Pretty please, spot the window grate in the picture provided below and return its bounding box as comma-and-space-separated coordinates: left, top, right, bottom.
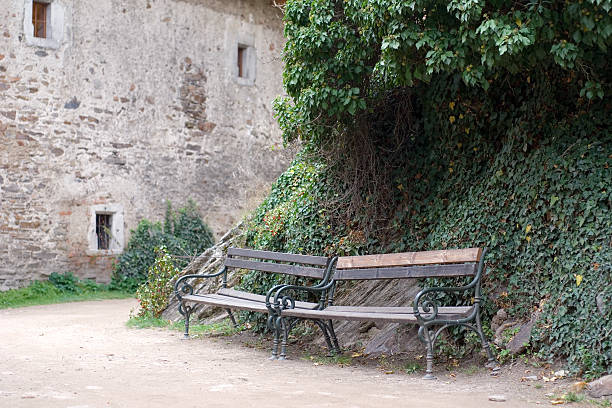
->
32, 2, 48, 39
96, 214, 112, 250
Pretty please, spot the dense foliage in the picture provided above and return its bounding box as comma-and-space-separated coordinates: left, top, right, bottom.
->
275, 0, 611, 144
135, 246, 181, 318
111, 201, 214, 292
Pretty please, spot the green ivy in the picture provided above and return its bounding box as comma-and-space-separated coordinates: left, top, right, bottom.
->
110, 200, 214, 292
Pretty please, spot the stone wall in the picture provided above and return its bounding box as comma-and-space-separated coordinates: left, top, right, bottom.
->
0, 0, 289, 289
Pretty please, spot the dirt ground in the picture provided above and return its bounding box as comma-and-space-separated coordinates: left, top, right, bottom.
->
0, 299, 598, 408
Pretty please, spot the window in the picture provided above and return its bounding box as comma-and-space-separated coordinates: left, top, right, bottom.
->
24, 0, 65, 49
237, 45, 247, 78
32, 2, 48, 38
234, 42, 256, 85
87, 204, 124, 255
95, 214, 112, 250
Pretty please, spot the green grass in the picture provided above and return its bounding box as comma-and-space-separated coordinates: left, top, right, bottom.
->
404, 362, 423, 374
304, 353, 353, 366
126, 315, 245, 337
0, 278, 133, 309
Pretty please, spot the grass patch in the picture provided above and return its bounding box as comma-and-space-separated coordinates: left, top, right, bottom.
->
126, 315, 245, 337
304, 354, 353, 366
404, 362, 423, 375
589, 399, 612, 408
0, 277, 132, 310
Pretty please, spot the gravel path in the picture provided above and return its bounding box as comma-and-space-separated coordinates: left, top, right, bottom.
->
0, 299, 579, 407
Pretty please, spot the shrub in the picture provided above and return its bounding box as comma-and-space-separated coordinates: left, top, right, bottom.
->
49, 272, 81, 293
110, 200, 214, 292
135, 246, 181, 318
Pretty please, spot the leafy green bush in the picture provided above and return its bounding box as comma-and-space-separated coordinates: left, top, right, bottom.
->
275, 0, 610, 145
110, 200, 214, 292
135, 246, 181, 318
49, 272, 80, 293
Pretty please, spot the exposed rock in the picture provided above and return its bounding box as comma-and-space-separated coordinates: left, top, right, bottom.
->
587, 374, 612, 398
597, 293, 606, 315
162, 222, 245, 322
496, 308, 508, 321
507, 311, 540, 355
494, 321, 518, 346
64, 97, 81, 109
364, 324, 421, 356
488, 395, 506, 402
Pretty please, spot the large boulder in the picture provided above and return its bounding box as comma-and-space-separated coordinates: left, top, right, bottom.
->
587, 374, 612, 398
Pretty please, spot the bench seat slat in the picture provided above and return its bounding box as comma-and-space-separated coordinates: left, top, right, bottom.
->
332, 263, 477, 280
224, 258, 326, 279
182, 294, 269, 313
216, 288, 318, 310
280, 306, 473, 324
337, 248, 482, 269
325, 305, 472, 315
227, 247, 328, 266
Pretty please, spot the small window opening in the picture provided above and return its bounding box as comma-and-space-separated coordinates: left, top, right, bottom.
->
96, 214, 112, 250
32, 2, 49, 39
237, 45, 246, 78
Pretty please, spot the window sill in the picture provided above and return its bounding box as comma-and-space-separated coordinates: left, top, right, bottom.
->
25, 35, 60, 49
86, 249, 123, 256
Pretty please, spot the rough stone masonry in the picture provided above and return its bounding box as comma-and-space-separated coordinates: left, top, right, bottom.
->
0, 0, 289, 289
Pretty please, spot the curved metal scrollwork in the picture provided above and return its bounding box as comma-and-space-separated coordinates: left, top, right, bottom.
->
415, 295, 441, 322
178, 303, 192, 317
280, 295, 296, 311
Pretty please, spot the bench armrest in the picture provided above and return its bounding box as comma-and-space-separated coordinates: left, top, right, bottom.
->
265, 256, 338, 314
174, 267, 227, 301
266, 280, 337, 314
413, 247, 488, 323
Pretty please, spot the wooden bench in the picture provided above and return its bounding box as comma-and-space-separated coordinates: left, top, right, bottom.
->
268, 247, 497, 379
173, 247, 337, 358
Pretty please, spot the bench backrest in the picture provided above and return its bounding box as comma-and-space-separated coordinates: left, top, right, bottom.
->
225, 247, 330, 280
333, 248, 482, 281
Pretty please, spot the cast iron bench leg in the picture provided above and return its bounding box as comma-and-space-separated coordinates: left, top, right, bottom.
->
226, 309, 238, 328
328, 320, 340, 354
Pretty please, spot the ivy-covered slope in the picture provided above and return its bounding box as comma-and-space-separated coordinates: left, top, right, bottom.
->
243, 71, 611, 378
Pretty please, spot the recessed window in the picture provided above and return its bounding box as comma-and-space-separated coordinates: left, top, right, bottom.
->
96, 214, 112, 250
237, 45, 247, 78
87, 204, 124, 255
234, 42, 256, 85
24, 0, 65, 49
32, 2, 49, 38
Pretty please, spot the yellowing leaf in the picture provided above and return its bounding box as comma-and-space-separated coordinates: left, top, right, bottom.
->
516, 18, 522, 27
449, 101, 455, 110
525, 224, 532, 233
449, 115, 456, 123
526, 236, 531, 242
575, 274, 583, 286
465, 127, 470, 134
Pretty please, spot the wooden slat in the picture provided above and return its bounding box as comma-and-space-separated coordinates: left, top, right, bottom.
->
224, 258, 325, 279
325, 305, 472, 315
337, 248, 482, 269
280, 307, 472, 324
216, 288, 318, 310
332, 263, 477, 281
227, 247, 328, 266
182, 294, 269, 313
